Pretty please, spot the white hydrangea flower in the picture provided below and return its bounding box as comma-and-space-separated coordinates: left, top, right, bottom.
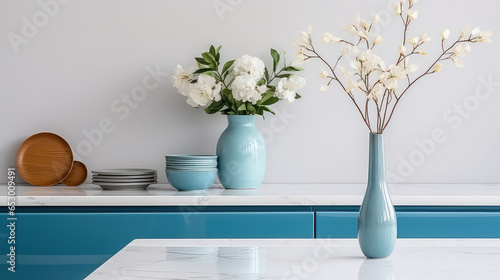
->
231, 74, 264, 104
186, 74, 221, 107
172, 64, 196, 96
186, 95, 200, 108
232, 55, 266, 80
276, 75, 306, 103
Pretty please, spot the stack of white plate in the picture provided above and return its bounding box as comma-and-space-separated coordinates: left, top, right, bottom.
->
92, 169, 157, 190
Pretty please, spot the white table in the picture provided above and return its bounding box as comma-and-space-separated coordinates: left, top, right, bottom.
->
85, 239, 500, 279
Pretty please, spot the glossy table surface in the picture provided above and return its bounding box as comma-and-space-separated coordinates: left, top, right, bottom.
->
2, 183, 500, 206
85, 239, 500, 280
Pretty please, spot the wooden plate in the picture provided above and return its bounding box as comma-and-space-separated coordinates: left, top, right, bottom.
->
17, 132, 74, 186
62, 161, 88, 186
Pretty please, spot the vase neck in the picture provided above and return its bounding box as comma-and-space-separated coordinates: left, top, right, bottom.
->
227, 115, 256, 127
368, 133, 386, 183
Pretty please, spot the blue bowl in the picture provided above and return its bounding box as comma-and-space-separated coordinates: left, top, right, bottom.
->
166, 166, 217, 171
167, 162, 216, 166
166, 169, 217, 191
166, 155, 217, 161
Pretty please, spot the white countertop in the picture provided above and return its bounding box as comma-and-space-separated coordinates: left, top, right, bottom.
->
2, 183, 500, 206
85, 238, 500, 280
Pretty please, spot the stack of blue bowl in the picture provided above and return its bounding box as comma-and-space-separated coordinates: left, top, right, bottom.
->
165, 155, 218, 191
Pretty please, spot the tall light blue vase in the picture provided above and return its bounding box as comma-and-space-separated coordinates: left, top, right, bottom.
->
358, 133, 397, 258
216, 115, 266, 189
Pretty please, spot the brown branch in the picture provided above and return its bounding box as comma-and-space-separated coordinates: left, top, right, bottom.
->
306, 41, 373, 132
380, 38, 468, 132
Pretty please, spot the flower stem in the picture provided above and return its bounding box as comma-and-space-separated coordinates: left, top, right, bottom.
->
380, 38, 465, 132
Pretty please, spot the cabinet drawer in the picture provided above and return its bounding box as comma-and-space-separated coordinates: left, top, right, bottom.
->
316, 211, 358, 238
0, 211, 313, 280
396, 212, 500, 238
8, 211, 313, 255
315, 211, 500, 238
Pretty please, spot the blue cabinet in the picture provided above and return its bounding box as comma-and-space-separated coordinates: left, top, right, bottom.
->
0, 207, 313, 280
315, 207, 500, 238
2, 205, 500, 279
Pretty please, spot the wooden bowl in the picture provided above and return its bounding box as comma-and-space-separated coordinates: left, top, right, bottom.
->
62, 161, 88, 186
17, 132, 73, 186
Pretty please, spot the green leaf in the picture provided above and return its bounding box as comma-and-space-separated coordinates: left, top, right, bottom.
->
256, 107, 264, 115
194, 68, 213, 74
261, 96, 279, 106
202, 52, 217, 69
264, 67, 270, 82
247, 103, 256, 113
203, 71, 218, 80
209, 45, 216, 56
216, 45, 222, 54
295, 93, 302, 99
237, 103, 246, 111
195, 57, 208, 65
202, 52, 215, 63
204, 100, 224, 114
256, 78, 266, 87
221, 60, 235, 74
283, 66, 303, 71
262, 106, 276, 115
271, 49, 280, 72
223, 89, 235, 104
276, 74, 292, 78
257, 92, 275, 105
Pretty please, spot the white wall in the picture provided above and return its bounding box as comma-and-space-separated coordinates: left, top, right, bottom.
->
1, 0, 499, 184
